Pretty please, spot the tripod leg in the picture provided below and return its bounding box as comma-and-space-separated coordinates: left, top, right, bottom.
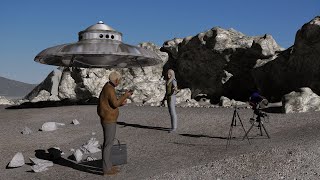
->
226, 118, 235, 148
242, 123, 254, 141
259, 121, 263, 136
236, 112, 250, 144
232, 110, 237, 126
261, 122, 270, 138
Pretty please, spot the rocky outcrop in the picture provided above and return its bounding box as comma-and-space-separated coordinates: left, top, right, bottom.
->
0, 96, 14, 105
282, 87, 320, 113
24, 17, 320, 110
253, 16, 320, 102
161, 27, 282, 102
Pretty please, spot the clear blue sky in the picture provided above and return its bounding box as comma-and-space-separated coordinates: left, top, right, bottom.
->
0, 0, 319, 84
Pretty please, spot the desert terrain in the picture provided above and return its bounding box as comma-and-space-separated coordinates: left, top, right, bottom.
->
1, 104, 320, 180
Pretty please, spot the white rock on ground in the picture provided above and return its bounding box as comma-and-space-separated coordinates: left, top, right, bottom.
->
40, 122, 65, 131
73, 149, 83, 163
21, 127, 32, 135
86, 156, 97, 161
282, 87, 320, 113
8, 152, 25, 168
219, 96, 247, 107
80, 138, 101, 154
71, 119, 80, 125
29, 157, 53, 172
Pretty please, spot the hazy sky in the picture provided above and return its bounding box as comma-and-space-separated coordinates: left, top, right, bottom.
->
0, 0, 319, 84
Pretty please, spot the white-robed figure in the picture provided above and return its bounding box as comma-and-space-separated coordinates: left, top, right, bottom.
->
162, 69, 178, 132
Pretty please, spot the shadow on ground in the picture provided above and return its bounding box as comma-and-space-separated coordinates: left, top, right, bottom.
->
262, 106, 283, 114
179, 133, 227, 139
33, 149, 102, 175
117, 121, 171, 132
5, 98, 98, 109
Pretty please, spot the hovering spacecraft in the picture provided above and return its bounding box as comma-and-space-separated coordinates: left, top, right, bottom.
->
34, 21, 162, 68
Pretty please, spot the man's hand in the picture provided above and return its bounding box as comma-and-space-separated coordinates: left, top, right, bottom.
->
121, 99, 127, 106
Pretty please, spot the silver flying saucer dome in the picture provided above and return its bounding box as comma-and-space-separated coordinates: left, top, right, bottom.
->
34, 21, 162, 68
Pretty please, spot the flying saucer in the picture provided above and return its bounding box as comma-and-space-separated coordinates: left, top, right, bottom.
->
34, 21, 162, 68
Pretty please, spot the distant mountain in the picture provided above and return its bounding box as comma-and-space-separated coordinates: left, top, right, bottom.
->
0, 76, 37, 99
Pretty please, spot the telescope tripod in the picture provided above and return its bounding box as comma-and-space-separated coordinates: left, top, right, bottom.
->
242, 111, 270, 140
226, 107, 250, 149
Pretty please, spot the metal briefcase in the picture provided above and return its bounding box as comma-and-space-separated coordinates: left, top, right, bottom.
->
111, 138, 127, 165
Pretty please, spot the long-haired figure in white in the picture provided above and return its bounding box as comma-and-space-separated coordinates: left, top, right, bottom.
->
162, 69, 178, 133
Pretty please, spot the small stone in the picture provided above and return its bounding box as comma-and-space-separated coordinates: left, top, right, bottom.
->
86, 156, 97, 161
80, 138, 101, 154
41, 122, 65, 131
74, 149, 83, 162
72, 119, 80, 125
21, 127, 32, 135
40, 122, 57, 131
29, 157, 53, 173
31, 164, 49, 172
29, 157, 53, 167
8, 152, 25, 168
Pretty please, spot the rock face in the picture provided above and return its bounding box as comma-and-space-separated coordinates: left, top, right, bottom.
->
161, 27, 282, 102
253, 16, 320, 102
25, 17, 320, 108
282, 87, 320, 113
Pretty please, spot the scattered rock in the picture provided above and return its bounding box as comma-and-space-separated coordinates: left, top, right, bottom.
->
8, 152, 25, 168
29, 157, 53, 172
219, 96, 247, 107
86, 156, 97, 161
80, 138, 101, 154
21, 127, 32, 135
71, 119, 80, 125
73, 149, 83, 163
40, 122, 65, 131
177, 99, 200, 108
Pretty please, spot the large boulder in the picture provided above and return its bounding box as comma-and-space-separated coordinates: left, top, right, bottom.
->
253, 16, 320, 102
161, 27, 282, 102
282, 87, 320, 113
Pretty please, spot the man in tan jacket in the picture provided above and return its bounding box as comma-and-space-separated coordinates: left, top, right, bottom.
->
97, 71, 132, 176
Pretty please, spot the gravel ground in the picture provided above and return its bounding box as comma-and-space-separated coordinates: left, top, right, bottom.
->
1, 104, 320, 180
